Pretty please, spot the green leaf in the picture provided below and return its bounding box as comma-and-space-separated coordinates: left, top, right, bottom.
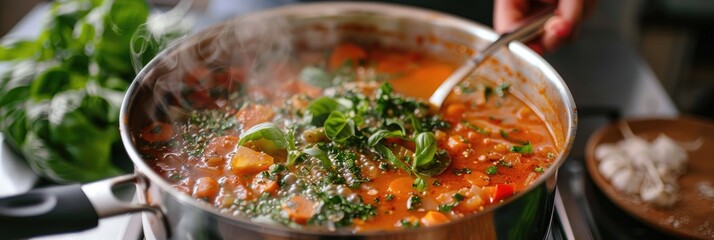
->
408, 114, 423, 133
300, 66, 332, 88
303, 146, 332, 169
413, 177, 426, 192
306, 96, 351, 126
486, 165, 498, 175
367, 129, 403, 147
415, 149, 451, 176
238, 123, 288, 149
385, 118, 406, 134
323, 111, 354, 143
413, 132, 437, 169
374, 144, 410, 172
0, 40, 39, 61
510, 142, 533, 154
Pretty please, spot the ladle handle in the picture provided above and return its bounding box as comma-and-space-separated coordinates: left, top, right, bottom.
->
429, 5, 556, 108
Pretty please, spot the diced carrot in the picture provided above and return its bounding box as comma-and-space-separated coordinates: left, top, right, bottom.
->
387, 177, 415, 197
204, 135, 239, 157
141, 121, 174, 143
193, 177, 219, 199
492, 184, 515, 202
420, 211, 450, 227
235, 104, 275, 131
230, 146, 274, 174
444, 103, 467, 121
464, 172, 490, 187
329, 43, 367, 70
281, 195, 317, 224
446, 135, 468, 153
251, 177, 279, 196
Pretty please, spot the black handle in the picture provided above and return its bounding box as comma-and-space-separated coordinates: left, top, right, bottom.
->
0, 184, 99, 239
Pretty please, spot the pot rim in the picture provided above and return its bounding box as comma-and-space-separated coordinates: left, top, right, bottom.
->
119, 2, 577, 236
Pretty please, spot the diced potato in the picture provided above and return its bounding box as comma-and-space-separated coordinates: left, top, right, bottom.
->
230, 146, 274, 174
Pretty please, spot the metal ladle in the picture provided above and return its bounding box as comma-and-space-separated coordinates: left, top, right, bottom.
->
428, 6, 556, 108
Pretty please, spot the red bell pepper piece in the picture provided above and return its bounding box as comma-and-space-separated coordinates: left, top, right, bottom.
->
493, 184, 515, 202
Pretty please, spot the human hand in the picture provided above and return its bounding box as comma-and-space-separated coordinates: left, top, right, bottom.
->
494, 0, 596, 54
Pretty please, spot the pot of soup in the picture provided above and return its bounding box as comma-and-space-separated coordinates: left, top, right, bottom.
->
0, 2, 576, 239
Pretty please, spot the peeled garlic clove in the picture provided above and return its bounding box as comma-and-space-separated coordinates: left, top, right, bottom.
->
640, 179, 677, 207
599, 155, 627, 179
595, 143, 620, 161
612, 168, 643, 194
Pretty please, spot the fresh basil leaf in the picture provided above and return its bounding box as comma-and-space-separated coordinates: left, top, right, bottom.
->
300, 66, 332, 88
385, 118, 406, 134
323, 111, 354, 143
413, 132, 437, 169
304, 146, 332, 169
408, 114, 423, 133
306, 96, 351, 126
238, 122, 288, 149
367, 129, 403, 147
375, 144, 409, 172
510, 141, 533, 154
414, 149, 451, 176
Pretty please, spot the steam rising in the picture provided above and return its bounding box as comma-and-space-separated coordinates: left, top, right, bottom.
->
129, 2, 297, 130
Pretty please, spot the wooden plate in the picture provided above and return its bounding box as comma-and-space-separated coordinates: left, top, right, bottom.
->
585, 116, 714, 239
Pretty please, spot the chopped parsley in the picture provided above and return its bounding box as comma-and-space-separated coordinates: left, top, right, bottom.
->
498, 160, 513, 168
534, 166, 545, 173
385, 194, 395, 201
486, 165, 498, 175
510, 142, 534, 155
407, 195, 422, 211
400, 218, 421, 228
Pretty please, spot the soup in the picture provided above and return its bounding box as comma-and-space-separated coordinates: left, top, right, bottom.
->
136, 43, 558, 231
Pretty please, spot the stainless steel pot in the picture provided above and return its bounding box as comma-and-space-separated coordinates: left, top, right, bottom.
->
0, 3, 576, 239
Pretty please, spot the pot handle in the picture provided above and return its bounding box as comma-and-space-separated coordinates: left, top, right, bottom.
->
0, 174, 161, 239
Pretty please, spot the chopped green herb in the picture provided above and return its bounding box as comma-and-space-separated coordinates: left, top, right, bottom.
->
461, 120, 490, 135
385, 194, 395, 201
452, 168, 472, 176
413, 177, 427, 192
498, 160, 513, 168
452, 193, 465, 201
534, 166, 544, 173
438, 203, 456, 212
546, 152, 556, 160
432, 179, 442, 187
486, 165, 498, 175
499, 129, 509, 138
510, 142, 534, 154
400, 218, 421, 228
407, 195, 422, 211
